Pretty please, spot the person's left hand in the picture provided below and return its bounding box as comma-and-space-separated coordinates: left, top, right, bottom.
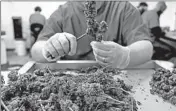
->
90, 41, 131, 69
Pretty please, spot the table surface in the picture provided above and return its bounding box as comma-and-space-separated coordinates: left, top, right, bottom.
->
116, 69, 176, 111
166, 32, 176, 37
159, 32, 176, 49
165, 32, 176, 40
2, 69, 176, 111
1, 61, 176, 111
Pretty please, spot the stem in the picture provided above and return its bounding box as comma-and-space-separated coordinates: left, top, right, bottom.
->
102, 94, 127, 104
131, 97, 133, 111
46, 66, 52, 75
68, 107, 74, 111
40, 103, 46, 111
1, 100, 10, 111
89, 102, 94, 111
37, 99, 50, 104
94, 102, 122, 110
95, 103, 101, 111
101, 64, 112, 71
38, 99, 46, 111
109, 87, 133, 95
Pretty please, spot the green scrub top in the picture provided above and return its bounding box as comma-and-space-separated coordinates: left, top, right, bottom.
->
142, 10, 160, 29
30, 12, 46, 26
37, 1, 152, 60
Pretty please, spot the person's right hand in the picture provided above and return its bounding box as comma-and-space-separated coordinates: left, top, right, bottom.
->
42, 32, 77, 61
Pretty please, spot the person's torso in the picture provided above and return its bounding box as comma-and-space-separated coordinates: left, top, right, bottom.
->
142, 10, 160, 39
142, 10, 160, 29
58, 1, 128, 60
30, 13, 46, 26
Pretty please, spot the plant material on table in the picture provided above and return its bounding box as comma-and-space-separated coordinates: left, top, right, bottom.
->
1, 66, 137, 111
150, 68, 176, 106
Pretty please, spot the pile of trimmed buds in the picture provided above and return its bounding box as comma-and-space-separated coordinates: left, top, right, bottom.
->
1, 66, 137, 111
150, 68, 176, 105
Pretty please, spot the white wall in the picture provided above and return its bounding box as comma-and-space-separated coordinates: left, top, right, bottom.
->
1, 1, 176, 49
1, 1, 66, 49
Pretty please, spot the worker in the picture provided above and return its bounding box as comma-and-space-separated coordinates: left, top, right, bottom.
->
29, 6, 46, 42
137, 2, 148, 15
142, 1, 167, 40
31, 1, 153, 69
142, 1, 171, 60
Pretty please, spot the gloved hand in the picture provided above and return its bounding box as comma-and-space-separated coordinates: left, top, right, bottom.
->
90, 41, 130, 69
42, 32, 77, 61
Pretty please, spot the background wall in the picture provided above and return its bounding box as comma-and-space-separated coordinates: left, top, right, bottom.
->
1, 1, 176, 49
1, 1, 66, 49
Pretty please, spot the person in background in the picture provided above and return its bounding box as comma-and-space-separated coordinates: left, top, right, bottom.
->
137, 2, 148, 15
29, 6, 46, 43
142, 1, 174, 60
142, 1, 166, 40
31, 1, 153, 69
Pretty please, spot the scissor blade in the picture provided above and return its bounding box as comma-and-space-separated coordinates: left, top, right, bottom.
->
77, 33, 87, 41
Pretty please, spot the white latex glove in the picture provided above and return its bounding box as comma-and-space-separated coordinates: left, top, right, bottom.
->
90, 41, 130, 69
42, 32, 77, 61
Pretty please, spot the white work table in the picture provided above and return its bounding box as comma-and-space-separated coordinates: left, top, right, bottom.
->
1, 60, 176, 111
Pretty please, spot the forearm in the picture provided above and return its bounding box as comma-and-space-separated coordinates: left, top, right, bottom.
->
127, 40, 153, 67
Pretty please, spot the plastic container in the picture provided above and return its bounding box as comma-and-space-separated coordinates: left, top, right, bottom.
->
15, 39, 27, 56
1, 38, 7, 64
175, 11, 176, 31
